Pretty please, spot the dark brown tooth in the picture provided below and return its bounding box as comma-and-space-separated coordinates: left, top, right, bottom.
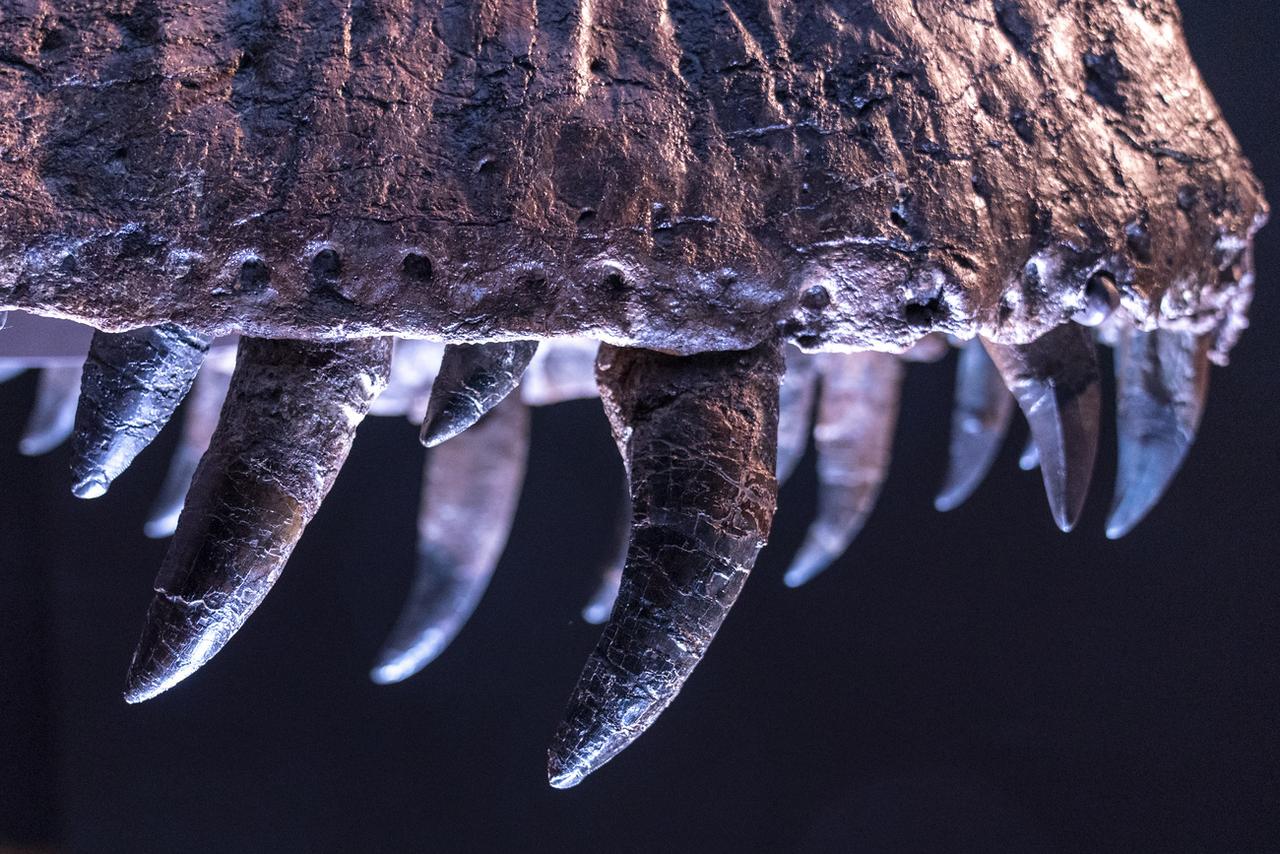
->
420, 341, 538, 447
580, 483, 631, 626
19, 365, 82, 456
70, 325, 211, 499
144, 358, 235, 539
783, 351, 903, 588
548, 340, 782, 789
984, 325, 1101, 532
1107, 329, 1210, 540
371, 394, 529, 684
776, 347, 818, 486
935, 340, 1015, 512
122, 337, 392, 704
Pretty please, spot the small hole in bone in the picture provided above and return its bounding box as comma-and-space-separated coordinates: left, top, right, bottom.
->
904, 297, 945, 328
801, 285, 831, 310
40, 27, 68, 53
401, 253, 434, 282
589, 57, 608, 75
603, 269, 626, 291
311, 249, 341, 280
1074, 272, 1119, 327
577, 208, 597, 224
238, 259, 271, 293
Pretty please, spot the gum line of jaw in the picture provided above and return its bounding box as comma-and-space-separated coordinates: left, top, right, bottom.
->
0, 277, 1216, 786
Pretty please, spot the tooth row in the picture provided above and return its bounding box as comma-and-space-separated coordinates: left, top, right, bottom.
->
0, 317, 1217, 786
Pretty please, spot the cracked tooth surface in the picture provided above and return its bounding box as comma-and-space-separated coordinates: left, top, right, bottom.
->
984, 325, 1101, 532
371, 393, 529, 685
70, 325, 211, 499
548, 340, 782, 789
783, 352, 903, 588
420, 341, 538, 447
123, 337, 391, 703
19, 365, 82, 456
1107, 329, 1210, 540
935, 340, 1015, 512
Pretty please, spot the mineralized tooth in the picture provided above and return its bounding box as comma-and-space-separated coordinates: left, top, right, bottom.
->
580, 484, 631, 626
122, 337, 392, 703
19, 365, 83, 456
984, 325, 1101, 532
70, 325, 211, 499
934, 340, 1015, 512
370, 394, 529, 685
783, 352, 904, 588
1019, 437, 1041, 471
419, 341, 538, 447
776, 347, 818, 485
143, 360, 235, 539
1107, 329, 1210, 540
548, 340, 782, 789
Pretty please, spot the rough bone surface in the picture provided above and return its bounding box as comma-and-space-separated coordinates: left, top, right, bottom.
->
0, 0, 1265, 359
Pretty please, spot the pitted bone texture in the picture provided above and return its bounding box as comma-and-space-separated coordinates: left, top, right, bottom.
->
0, 1, 1265, 358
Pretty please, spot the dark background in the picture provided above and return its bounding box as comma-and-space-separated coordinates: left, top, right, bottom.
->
2, 3, 1277, 851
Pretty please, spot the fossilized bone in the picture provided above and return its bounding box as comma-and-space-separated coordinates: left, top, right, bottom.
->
0, 0, 1266, 787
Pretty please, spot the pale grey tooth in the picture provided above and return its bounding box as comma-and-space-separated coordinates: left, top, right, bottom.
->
370, 393, 530, 685
783, 351, 904, 588
123, 337, 391, 704
420, 341, 538, 447
935, 340, 1015, 512
580, 484, 630, 626
143, 359, 235, 539
548, 340, 782, 789
983, 325, 1101, 532
0, 363, 26, 383
1019, 436, 1041, 471
776, 347, 818, 485
1107, 328, 1210, 540
69, 325, 211, 499
19, 365, 82, 456
520, 339, 602, 406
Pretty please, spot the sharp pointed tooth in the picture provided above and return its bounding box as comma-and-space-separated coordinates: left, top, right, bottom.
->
776, 347, 818, 486
983, 325, 1101, 532
580, 484, 631, 625
935, 340, 1015, 512
143, 358, 235, 539
783, 351, 903, 588
1107, 329, 1209, 540
419, 341, 538, 447
548, 340, 783, 789
122, 337, 391, 703
1019, 436, 1040, 471
70, 325, 211, 499
19, 365, 82, 456
371, 394, 529, 685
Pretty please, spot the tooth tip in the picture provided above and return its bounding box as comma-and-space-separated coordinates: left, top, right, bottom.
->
547, 760, 586, 790
72, 472, 110, 499
419, 411, 467, 448
933, 489, 963, 513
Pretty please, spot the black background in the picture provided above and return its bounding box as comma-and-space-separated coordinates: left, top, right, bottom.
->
2, 2, 1277, 851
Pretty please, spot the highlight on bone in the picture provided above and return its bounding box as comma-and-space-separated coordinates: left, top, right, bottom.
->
19, 365, 82, 457
783, 352, 904, 588
371, 394, 530, 685
144, 352, 236, 539
935, 340, 1016, 512
123, 337, 392, 704
984, 326, 1102, 533
70, 325, 211, 499
548, 341, 783, 789
420, 341, 538, 447
1107, 329, 1211, 540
